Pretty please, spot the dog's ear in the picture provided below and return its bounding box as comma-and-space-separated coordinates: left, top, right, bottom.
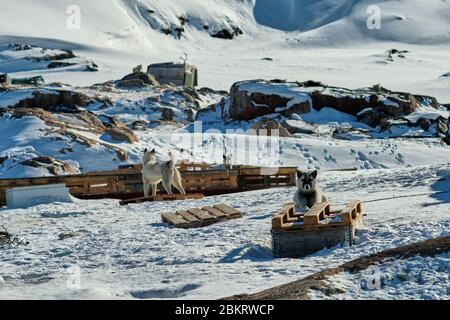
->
144, 148, 148, 153
311, 170, 318, 179
150, 148, 156, 154
297, 170, 303, 179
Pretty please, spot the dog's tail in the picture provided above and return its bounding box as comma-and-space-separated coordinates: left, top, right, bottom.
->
167, 151, 177, 167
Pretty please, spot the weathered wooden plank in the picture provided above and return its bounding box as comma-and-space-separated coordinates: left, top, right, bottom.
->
202, 206, 227, 218
187, 208, 216, 220
161, 212, 187, 226
340, 200, 362, 223
304, 202, 330, 225
176, 210, 201, 223
213, 204, 242, 216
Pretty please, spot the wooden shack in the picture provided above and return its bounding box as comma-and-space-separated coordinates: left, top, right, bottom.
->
272, 201, 364, 258
147, 62, 198, 88
0, 73, 11, 85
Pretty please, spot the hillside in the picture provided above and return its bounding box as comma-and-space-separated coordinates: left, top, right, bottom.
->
1, 0, 450, 100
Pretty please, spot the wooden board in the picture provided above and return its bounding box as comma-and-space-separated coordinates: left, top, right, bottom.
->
161, 204, 243, 229
304, 202, 330, 225
119, 193, 204, 205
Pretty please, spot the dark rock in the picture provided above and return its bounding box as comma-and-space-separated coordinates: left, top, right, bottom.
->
283, 101, 311, 118
186, 108, 195, 122
283, 120, 316, 135
160, 108, 175, 121
121, 72, 158, 86
12, 90, 92, 112
443, 134, 450, 145
105, 127, 138, 143
211, 26, 243, 39
47, 61, 77, 69
116, 149, 128, 161
230, 81, 303, 121
296, 80, 325, 87
416, 118, 432, 131
0, 156, 8, 165
132, 120, 149, 130
437, 117, 448, 135
250, 118, 291, 137
21, 157, 80, 175
118, 79, 146, 89
58, 232, 80, 240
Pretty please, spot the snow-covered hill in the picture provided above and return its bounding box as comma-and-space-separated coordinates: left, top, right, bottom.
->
1, 0, 450, 100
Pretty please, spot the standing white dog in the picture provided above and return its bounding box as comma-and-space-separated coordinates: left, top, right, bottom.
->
141, 148, 186, 197
294, 170, 328, 212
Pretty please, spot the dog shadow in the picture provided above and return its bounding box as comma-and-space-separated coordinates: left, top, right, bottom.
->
425, 169, 450, 205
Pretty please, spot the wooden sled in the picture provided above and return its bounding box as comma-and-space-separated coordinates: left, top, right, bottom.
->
161, 204, 243, 229
119, 193, 204, 206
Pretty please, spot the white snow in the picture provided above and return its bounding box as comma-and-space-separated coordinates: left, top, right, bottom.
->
1, 0, 450, 300
0, 163, 448, 299
0, 0, 449, 101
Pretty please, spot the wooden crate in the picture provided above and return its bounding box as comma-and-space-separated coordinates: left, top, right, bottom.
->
272, 201, 364, 258
161, 204, 243, 228
120, 193, 204, 205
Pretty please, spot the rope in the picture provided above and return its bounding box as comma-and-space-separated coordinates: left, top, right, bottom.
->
363, 191, 450, 204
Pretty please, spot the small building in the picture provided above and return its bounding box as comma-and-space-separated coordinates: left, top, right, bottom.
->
147, 62, 198, 88
11, 75, 45, 86
0, 73, 11, 85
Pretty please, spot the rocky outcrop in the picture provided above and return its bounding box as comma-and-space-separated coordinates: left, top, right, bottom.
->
311, 88, 420, 119
121, 72, 158, 85
250, 118, 291, 137
105, 127, 138, 143
229, 81, 311, 121
12, 90, 92, 112
227, 80, 445, 131
21, 157, 80, 175
211, 26, 243, 39
160, 108, 175, 121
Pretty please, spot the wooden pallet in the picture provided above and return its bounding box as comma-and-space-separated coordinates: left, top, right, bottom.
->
119, 193, 204, 205
161, 204, 243, 228
272, 201, 364, 258
0, 164, 297, 207
272, 201, 363, 231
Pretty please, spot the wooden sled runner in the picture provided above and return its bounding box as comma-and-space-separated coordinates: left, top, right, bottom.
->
161, 204, 243, 229
272, 200, 364, 258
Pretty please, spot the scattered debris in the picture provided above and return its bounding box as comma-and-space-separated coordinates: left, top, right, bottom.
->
58, 232, 80, 240
0, 226, 29, 247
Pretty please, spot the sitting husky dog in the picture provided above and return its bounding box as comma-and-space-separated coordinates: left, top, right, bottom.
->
141, 148, 186, 197
294, 170, 328, 212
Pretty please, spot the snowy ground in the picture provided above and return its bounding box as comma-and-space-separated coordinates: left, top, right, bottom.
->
1, 163, 448, 299
1, 0, 449, 300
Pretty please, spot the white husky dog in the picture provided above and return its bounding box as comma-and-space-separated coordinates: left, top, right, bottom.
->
141, 148, 186, 197
294, 170, 328, 212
